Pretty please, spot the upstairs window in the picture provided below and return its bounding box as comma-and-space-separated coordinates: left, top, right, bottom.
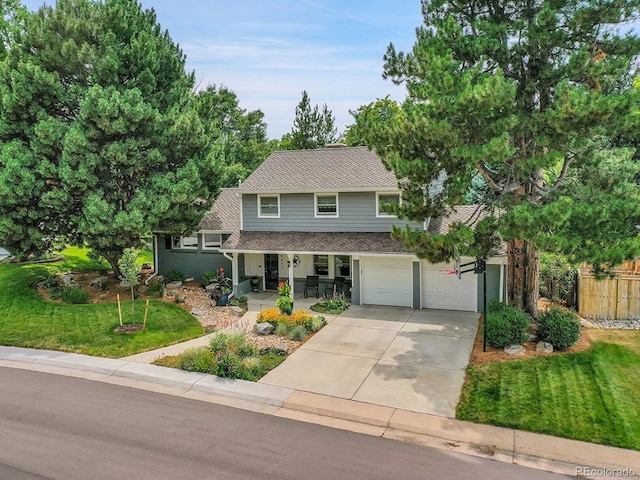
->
172, 235, 198, 249
376, 192, 400, 217
203, 233, 222, 250
258, 195, 280, 218
315, 193, 338, 217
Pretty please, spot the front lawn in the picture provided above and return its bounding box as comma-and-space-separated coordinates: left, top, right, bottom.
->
0, 251, 203, 358
457, 339, 640, 450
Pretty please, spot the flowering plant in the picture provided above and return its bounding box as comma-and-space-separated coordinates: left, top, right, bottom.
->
277, 281, 291, 297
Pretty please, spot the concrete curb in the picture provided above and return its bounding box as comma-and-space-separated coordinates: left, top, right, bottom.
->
1, 346, 639, 478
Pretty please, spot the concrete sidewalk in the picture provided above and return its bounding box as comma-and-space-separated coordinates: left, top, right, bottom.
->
1, 346, 638, 479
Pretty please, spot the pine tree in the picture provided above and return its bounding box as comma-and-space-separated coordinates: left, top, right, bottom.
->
375, 0, 640, 316
0, 0, 220, 273
286, 90, 337, 149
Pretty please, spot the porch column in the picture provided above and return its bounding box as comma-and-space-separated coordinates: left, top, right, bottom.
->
231, 253, 239, 295
287, 253, 295, 297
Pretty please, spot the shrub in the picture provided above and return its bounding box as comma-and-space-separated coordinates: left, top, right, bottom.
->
287, 309, 314, 327
60, 286, 90, 304
311, 298, 348, 314
179, 348, 215, 373
537, 307, 581, 350
164, 269, 185, 283
540, 253, 577, 306
310, 316, 326, 332
274, 322, 290, 337
288, 325, 308, 341
39, 276, 59, 289
275, 296, 293, 315
200, 271, 219, 287
213, 351, 244, 378
209, 332, 256, 358
49, 287, 62, 300
145, 278, 164, 298
486, 303, 531, 348
235, 294, 249, 303
258, 346, 287, 356
257, 308, 286, 324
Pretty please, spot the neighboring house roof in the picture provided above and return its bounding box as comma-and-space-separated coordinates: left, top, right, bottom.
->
428, 205, 506, 256
427, 205, 488, 235
222, 231, 410, 255
197, 188, 240, 232
237, 146, 399, 193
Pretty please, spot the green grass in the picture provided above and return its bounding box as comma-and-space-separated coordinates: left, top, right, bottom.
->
457, 341, 640, 450
0, 251, 202, 358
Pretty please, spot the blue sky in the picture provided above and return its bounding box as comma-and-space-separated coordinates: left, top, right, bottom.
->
21, 0, 423, 139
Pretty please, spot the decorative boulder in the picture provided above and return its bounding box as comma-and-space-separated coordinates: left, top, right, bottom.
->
205, 283, 218, 291
230, 306, 244, 316
90, 276, 109, 289
191, 309, 204, 316
165, 281, 183, 290
254, 322, 274, 336
275, 345, 289, 355
60, 273, 78, 287
536, 341, 554, 353
504, 344, 526, 356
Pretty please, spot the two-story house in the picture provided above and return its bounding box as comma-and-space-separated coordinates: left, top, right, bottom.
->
154, 145, 507, 312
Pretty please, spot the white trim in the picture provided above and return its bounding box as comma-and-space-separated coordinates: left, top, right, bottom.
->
239, 187, 399, 195
172, 235, 198, 250
258, 194, 280, 218
202, 233, 222, 250
314, 193, 339, 218
239, 191, 244, 230
376, 192, 401, 217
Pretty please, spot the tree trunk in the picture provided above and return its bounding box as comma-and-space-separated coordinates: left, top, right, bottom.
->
106, 256, 121, 279
507, 238, 540, 318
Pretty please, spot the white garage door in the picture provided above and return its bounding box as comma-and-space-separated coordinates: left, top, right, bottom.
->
361, 257, 413, 307
421, 261, 477, 311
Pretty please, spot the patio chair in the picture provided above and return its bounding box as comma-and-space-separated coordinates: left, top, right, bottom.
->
325, 276, 345, 297
304, 275, 320, 298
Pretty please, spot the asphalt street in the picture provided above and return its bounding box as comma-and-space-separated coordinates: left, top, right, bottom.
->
0, 367, 572, 480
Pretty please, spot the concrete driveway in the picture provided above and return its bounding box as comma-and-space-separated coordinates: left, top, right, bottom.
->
259, 305, 479, 418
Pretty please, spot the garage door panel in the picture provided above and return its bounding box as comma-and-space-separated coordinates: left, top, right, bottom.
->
422, 262, 477, 311
361, 257, 412, 307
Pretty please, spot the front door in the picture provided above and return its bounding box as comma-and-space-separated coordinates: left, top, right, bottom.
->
264, 254, 279, 290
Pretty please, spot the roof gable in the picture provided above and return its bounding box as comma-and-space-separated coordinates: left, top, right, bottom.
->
238, 146, 398, 193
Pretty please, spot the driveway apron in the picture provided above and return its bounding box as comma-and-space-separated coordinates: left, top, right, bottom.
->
259, 305, 479, 418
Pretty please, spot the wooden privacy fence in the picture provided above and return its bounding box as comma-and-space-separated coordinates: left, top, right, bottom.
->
578, 273, 640, 321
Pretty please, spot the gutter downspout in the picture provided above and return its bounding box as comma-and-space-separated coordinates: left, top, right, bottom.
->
144, 234, 159, 285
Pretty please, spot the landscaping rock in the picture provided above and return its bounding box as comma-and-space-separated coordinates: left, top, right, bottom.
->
504, 344, 526, 356
60, 273, 78, 287
230, 306, 244, 316
275, 345, 289, 355
191, 309, 204, 316
254, 322, 274, 336
205, 283, 219, 291
528, 334, 537, 342
90, 276, 109, 289
165, 281, 183, 290
536, 341, 554, 353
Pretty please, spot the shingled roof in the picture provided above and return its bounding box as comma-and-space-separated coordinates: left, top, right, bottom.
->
222, 231, 410, 255
197, 188, 240, 232
238, 146, 398, 193
427, 205, 488, 235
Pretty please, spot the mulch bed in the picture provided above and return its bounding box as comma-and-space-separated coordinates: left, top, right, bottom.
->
114, 324, 145, 334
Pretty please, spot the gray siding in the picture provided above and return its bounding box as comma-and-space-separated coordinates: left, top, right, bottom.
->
351, 259, 360, 305
242, 192, 423, 232
477, 264, 501, 313
412, 261, 421, 309
156, 233, 232, 280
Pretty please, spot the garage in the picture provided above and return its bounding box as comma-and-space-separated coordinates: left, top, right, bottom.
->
360, 256, 413, 307
421, 261, 478, 311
